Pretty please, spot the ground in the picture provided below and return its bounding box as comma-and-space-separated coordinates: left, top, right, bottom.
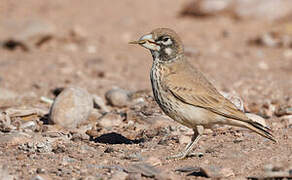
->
0, 0, 291, 179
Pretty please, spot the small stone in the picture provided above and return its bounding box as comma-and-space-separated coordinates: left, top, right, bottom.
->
86, 45, 97, 54
181, 0, 231, 16
27, 142, 34, 148
92, 95, 109, 112
20, 121, 37, 131
122, 153, 143, 161
263, 164, 274, 172
181, 0, 292, 22
30, 174, 52, 180
255, 33, 279, 47
105, 87, 130, 107
275, 105, 292, 116
220, 168, 235, 177
204, 129, 213, 134
98, 112, 123, 129
145, 156, 162, 166
175, 166, 202, 173
36, 142, 45, 148
126, 173, 142, 180
125, 163, 161, 178
203, 165, 235, 178
111, 171, 128, 180
258, 61, 269, 70
179, 135, 191, 145
234, 0, 292, 22
104, 147, 114, 153
36, 168, 46, 174
49, 87, 93, 128
175, 166, 209, 177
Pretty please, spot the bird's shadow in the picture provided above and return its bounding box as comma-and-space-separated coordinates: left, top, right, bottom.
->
90, 132, 144, 145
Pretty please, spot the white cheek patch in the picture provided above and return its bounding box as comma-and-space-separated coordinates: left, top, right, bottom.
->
141, 41, 160, 51
164, 47, 172, 55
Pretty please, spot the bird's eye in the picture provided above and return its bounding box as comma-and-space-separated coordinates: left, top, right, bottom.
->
162, 37, 170, 42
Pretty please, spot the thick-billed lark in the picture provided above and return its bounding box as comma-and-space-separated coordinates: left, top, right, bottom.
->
130, 28, 276, 159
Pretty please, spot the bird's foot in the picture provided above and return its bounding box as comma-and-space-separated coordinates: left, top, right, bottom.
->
166, 151, 203, 160
166, 152, 188, 160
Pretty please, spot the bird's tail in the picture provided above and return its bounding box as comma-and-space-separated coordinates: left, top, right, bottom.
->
228, 115, 277, 142
243, 120, 277, 143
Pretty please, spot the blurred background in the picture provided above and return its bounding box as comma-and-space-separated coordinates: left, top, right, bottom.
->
0, 0, 291, 100
0, 0, 291, 179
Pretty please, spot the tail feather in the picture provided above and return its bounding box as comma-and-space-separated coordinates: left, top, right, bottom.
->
245, 121, 277, 143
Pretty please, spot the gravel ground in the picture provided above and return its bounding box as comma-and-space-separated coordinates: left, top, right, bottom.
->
0, 1, 291, 179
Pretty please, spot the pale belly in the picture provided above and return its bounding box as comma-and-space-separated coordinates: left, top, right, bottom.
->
164, 102, 219, 129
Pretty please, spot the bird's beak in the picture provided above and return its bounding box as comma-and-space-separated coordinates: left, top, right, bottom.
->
129, 34, 160, 51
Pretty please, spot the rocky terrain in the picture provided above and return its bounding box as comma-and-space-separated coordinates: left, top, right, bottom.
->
0, 0, 291, 179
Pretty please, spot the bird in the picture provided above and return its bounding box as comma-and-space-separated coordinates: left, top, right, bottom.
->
129, 28, 276, 159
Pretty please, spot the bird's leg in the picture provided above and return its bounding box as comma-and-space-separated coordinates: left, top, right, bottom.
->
166, 125, 203, 160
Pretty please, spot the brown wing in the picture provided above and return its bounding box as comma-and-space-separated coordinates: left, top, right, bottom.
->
164, 60, 251, 123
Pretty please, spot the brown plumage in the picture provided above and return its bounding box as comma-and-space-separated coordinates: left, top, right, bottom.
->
130, 28, 276, 159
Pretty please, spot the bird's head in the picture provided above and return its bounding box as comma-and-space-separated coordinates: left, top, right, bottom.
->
130, 28, 184, 62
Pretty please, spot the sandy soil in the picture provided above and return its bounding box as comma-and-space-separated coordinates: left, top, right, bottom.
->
0, 1, 291, 179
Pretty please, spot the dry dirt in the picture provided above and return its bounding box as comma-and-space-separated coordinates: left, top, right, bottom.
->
0, 1, 291, 179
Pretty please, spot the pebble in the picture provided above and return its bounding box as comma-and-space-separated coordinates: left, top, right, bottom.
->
19, 140, 53, 153
98, 112, 123, 129
258, 61, 269, 70
220, 167, 235, 177
175, 166, 209, 178
179, 135, 191, 145
202, 165, 235, 178
125, 163, 160, 178
105, 87, 130, 108
182, 0, 292, 22
275, 106, 292, 116
30, 175, 48, 180
182, 0, 230, 16
255, 33, 279, 47
36, 168, 46, 174
111, 171, 128, 180
20, 121, 37, 131
234, 0, 292, 21
49, 87, 93, 128
0, 113, 16, 132
122, 152, 143, 161
145, 156, 162, 166
92, 95, 109, 112
175, 166, 203, 173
